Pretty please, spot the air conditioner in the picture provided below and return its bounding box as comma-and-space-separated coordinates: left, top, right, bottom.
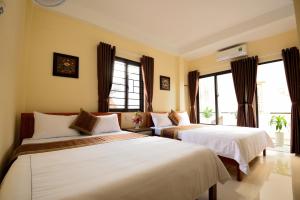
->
216, 44, 247, 62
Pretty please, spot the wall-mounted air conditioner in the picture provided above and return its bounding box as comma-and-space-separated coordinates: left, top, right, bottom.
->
216, 44, 247, 62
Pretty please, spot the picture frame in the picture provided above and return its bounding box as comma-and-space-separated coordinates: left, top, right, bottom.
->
53, 52, 79, 78
160, 75, 170, 90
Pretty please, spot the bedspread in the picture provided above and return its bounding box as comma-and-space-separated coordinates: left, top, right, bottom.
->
0, 136, 230, 200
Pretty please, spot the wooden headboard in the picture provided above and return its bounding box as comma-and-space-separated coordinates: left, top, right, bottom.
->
20, 112, 121, 142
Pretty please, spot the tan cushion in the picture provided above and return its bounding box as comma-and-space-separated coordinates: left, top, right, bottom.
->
70, 109, 98, 135
168, 110, 181, 125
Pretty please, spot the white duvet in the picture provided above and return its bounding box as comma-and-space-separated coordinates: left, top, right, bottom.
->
173, 125, 274, 174
0, 135, 230, 200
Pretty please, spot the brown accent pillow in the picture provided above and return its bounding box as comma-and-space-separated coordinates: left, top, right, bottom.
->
70, 109, 98, 135
168, 110, 181, 125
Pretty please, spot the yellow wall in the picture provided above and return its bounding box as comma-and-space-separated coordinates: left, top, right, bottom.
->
0, 0, 28, 176
24, 3, 180, 114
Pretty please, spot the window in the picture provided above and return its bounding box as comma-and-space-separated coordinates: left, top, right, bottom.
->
198, 71, 237, 125
109, 57, 144, 111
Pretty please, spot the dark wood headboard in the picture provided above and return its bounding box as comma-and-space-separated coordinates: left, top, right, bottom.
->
20, 112, 121, 142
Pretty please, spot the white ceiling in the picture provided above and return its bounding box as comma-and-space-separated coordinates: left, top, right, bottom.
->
50, 0, 296, 59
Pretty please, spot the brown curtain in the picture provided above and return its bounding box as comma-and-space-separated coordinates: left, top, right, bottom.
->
141, 55, 154, 112
231, 56, 258, 127
282, 47, 300, 154
97, 42, 116, 112
188, 70, 200, 123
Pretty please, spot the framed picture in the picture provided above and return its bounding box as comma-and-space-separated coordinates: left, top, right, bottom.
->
160, 76, 170, 90
53, 52, 79, 78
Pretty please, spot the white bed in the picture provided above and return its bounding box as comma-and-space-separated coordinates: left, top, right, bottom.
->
153, 125, 274, 175
0, 131, 230, 200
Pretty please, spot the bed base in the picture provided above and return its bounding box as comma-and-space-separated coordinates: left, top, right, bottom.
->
219, 149, 266, 181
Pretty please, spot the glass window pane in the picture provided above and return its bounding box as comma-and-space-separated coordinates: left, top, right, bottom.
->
111, 84, 125, 92
109, 91, 125, 99
112, 77, 125, 85
128, 65, 140, 74
199, 77, 216, 124
217, 73, 237, 125
128, 73, 139, 81
134, 87, 140, 93
109, 98, 125, 107
129, 92, 140, 100
113, 70, 125, 78
114, 61, 125, 71
109, 105, 125, 109
128, 105, 139, 109
128, 99, 140, 106
128, 80, 134, 92
134, 80, 140, 87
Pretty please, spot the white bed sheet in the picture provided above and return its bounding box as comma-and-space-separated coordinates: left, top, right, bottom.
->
153, 125, 274, 174
0, 135, 230, 200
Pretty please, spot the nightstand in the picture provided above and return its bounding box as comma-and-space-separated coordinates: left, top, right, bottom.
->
123, 127, 153, 136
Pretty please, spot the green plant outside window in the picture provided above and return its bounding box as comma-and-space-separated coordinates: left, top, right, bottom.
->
202, 107, 213, 119
269, 115, 287, 133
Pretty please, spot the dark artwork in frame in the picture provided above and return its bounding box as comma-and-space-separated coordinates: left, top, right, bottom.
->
53, 52, 79, 78
160, 75, 170, 91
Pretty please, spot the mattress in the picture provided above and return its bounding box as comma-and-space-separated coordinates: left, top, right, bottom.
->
153, 125, 274, 174
0, 133, 230, 200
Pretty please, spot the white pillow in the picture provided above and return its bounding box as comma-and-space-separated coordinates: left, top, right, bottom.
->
33, 112, 79, 139
156, 116, 173, 127
93, 114, 121, 134
150, 113, 172, 127
177, 112, 191, 126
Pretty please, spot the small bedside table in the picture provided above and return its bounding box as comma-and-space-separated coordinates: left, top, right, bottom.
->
123, 127, 153, 136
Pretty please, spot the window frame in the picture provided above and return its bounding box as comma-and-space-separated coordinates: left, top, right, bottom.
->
109, 57, 144, 112
197, 59, 284, 126
197, 60, 284, 126
256, 59, 284, 127
197, 70, 232, 124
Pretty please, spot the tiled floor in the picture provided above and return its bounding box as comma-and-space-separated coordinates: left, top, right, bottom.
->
199, 150, 300, 200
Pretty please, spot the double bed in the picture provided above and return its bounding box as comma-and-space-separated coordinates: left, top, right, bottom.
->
0, 112, 230, 200
150, 113, 274, 181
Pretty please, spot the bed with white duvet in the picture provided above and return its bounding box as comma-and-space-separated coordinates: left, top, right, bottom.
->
150, 112, 274, 176
0, 112, 230, 200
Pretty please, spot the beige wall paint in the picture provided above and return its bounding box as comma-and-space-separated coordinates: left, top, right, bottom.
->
0, 0, 28, 176
187, 29, 299, 75
294, 0, 300, 46
177, 57, 186, 111
25, 4, 180, 114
